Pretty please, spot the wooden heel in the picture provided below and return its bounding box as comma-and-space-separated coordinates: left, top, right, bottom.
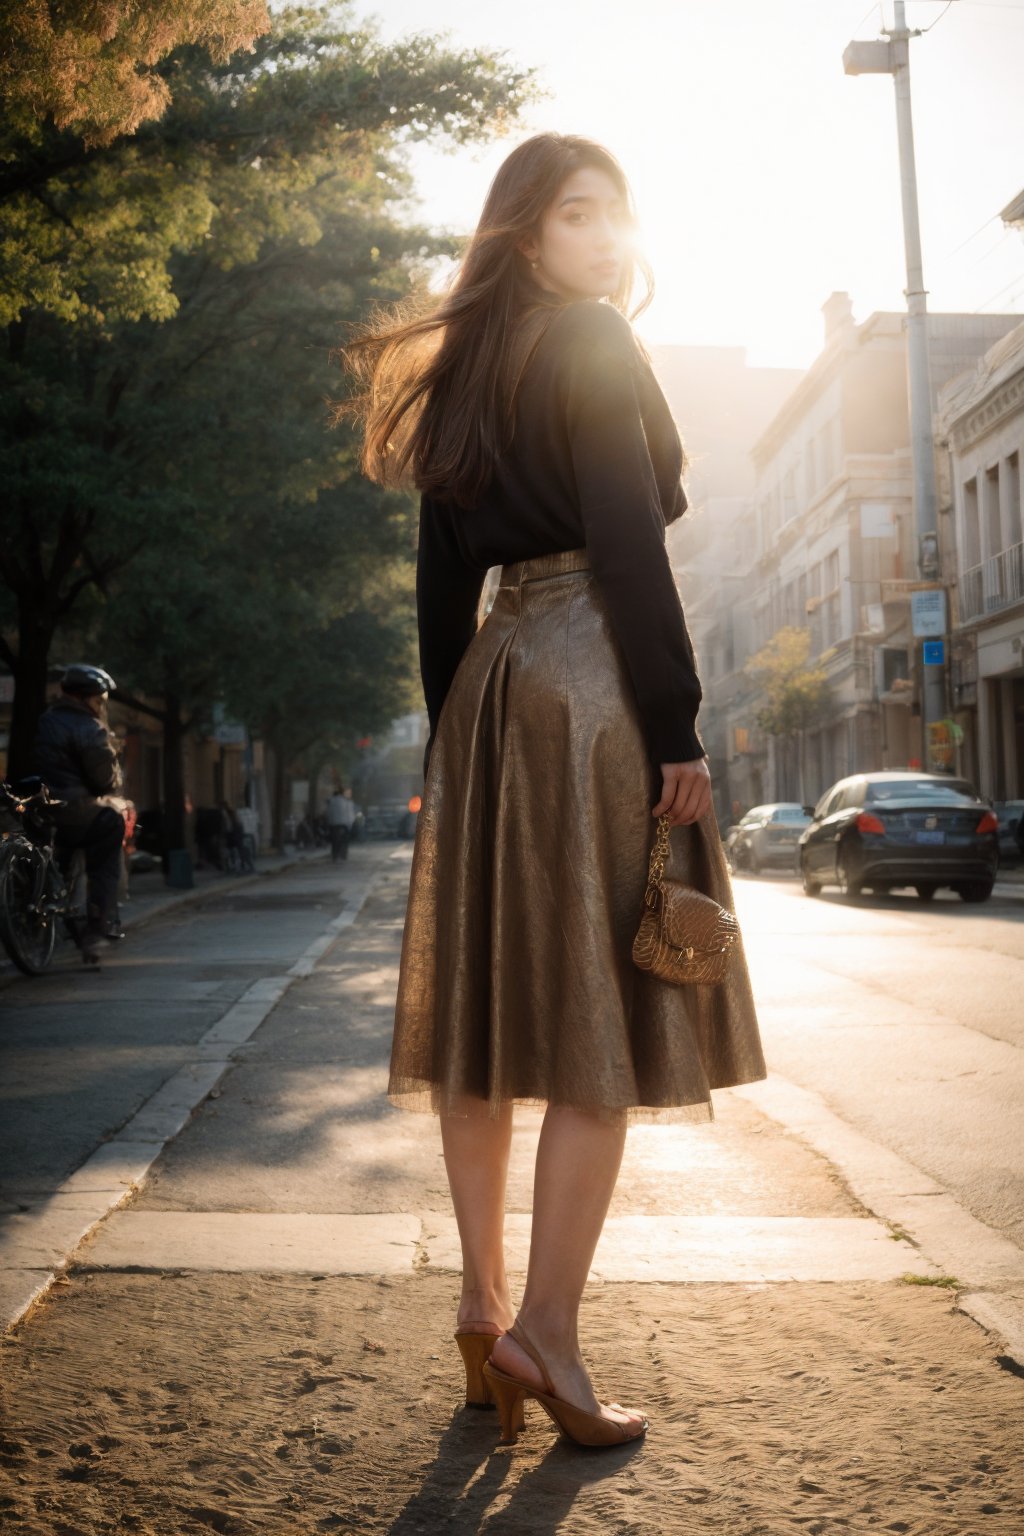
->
489, 1317, 649, 1448
482, 1363, 527, 1443
455, 1333, 497, 1406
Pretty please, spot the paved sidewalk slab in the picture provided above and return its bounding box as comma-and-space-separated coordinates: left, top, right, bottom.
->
75, 1209, 939, 1284
78, 1211, 422, 1275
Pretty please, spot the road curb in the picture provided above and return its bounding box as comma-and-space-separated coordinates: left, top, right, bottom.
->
731, 1073, 1024, 1369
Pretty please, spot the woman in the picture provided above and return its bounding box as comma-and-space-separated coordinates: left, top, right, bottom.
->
337, 132, 767, 1449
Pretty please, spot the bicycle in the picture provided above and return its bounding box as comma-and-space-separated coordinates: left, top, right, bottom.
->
0, 776, 85, 974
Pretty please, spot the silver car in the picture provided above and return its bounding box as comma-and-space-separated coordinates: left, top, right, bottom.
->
725, 802, 811, 874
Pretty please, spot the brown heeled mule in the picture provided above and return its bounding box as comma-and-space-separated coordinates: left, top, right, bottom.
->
453, 1323, 525, 1431
481, 1317, 649, 1448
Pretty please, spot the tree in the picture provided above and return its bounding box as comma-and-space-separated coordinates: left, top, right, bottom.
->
0, 6, 538, 320
744, 627, 831, 802
0, 1, 271, 149
1, 2, 541, 782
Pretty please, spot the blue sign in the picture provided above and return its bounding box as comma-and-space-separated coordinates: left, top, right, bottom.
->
923, 640, 945, 666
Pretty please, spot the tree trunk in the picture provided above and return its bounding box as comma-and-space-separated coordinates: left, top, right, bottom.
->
271, 735, 288, 854
162, 693, 188, 861
5, 602, 55, 781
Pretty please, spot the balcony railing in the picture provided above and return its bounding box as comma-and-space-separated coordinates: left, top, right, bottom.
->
959, 541, 1024, 623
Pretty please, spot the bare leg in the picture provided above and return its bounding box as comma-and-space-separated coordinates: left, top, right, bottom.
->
489, 1103, 643, 1429
439, 1094, 516, 1332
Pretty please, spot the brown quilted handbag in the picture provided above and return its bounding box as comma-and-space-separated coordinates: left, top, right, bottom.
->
632, 813, 739, 985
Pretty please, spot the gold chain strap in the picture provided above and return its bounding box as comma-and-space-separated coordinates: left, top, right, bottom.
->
643, 812, 673, 909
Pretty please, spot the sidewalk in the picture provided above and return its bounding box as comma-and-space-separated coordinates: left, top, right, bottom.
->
115, 844, 333, 927
995, 861, 1024, 895
1, 848, 1022, 1533
0, 842, 332, 988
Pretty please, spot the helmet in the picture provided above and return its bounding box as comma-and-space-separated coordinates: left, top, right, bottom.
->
60, 663, 117, 697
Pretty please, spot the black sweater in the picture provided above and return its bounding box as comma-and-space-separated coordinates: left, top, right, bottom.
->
416, 294, 704, 774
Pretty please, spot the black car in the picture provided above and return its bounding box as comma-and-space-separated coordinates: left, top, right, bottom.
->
797, 771, 999, 903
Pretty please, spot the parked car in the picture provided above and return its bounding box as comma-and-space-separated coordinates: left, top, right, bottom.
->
725, 802, 811, 873
993, 800, 1024, 865
359, 801, 418, 839
797, 771, 999, 902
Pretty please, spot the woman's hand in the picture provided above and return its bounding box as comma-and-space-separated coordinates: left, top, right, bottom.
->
652, 755, 712, 826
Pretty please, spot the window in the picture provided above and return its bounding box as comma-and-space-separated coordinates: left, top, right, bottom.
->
817, 785, 846, 819
961, 477, 980, 569
983, 464, 1001, 562
822, 550, 841, 646
1007, 452, 1022, 551
821, 421, 835, 484
865, 779, 979, 806
879, 647, 910, 692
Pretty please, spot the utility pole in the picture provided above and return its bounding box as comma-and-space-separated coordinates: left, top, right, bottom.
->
843, 0, 948, 771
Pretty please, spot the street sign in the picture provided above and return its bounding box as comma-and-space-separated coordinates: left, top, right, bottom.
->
923, 639, 945, 665
911, 589, 946, 637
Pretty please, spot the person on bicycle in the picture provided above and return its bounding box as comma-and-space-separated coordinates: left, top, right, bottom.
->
30, 663, 125, 958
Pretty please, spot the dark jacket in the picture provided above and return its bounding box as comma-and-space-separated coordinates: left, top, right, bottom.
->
31, 695, 123, 829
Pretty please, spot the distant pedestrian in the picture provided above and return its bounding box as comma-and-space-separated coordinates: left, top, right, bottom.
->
234, 804, 259, 870
325, 785, 356, 860
219, 800, 249, 873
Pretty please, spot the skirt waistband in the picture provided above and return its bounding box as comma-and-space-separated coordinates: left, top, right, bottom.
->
498, 547, 591, 586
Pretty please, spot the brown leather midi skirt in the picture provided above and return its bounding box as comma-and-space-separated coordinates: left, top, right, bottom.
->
389, 547, 768, 1125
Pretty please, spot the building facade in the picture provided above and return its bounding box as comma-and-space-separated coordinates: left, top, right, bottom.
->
676, 293, 1021, 821
937, 319, 1024, 801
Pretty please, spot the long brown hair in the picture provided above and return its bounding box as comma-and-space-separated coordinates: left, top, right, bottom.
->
329, 132, 654, 510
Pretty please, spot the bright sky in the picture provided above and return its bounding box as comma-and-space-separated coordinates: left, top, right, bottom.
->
360, 0, 1024, 369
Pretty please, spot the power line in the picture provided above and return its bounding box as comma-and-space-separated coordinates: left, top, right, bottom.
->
975, 266, 1024, 309
959, 226, 1016, 275
939, 212, 1002, 260
917, 0, 955, 28
852, 0, 885, 34
978, 282, 1024, 311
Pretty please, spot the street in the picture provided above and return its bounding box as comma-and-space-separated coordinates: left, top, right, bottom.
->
730, 870, 1024, 1251
1, 849, 1022, 1533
